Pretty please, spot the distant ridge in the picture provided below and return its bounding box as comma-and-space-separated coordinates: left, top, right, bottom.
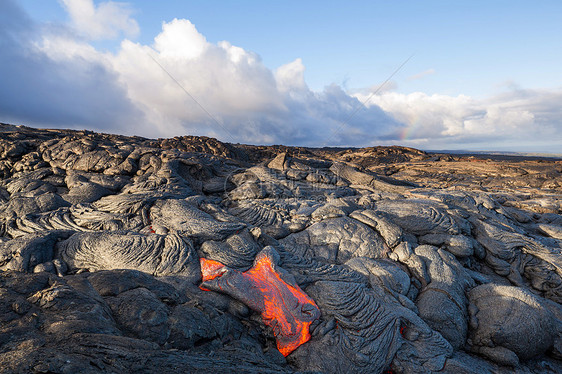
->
2, 121, 560, 162
426, 149, 562, 161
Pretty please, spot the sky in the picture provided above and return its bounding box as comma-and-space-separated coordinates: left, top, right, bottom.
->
1, 0, 561, 152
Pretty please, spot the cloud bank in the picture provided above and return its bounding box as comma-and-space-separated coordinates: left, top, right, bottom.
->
0, 0, 143, 133
358, 88, 562, 152
1, 0, 561, 152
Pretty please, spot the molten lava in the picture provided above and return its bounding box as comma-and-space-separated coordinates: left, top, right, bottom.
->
200, 258, 226, 281
199, 247, 320, 356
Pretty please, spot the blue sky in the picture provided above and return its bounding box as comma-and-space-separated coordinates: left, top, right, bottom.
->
3, 0, 562, 152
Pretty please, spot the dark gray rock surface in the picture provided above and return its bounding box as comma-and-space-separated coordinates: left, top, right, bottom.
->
1, 122, 561, 373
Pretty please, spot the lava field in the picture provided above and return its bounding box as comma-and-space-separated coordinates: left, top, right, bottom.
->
1, 123, 561, 373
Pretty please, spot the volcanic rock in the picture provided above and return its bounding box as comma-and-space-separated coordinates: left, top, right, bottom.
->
1, 122, 562, 373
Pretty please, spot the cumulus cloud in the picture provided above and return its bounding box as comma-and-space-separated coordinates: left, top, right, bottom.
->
105, 18, 403, 145
275, 58, 307, 93
1, 0, 561, 152
109, 19, 286, 141
60, 0, 139, 40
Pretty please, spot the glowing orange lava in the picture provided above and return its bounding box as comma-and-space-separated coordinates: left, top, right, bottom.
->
199, 258, 227, 291
200, 258, 226, 281
199, 248, 320, 356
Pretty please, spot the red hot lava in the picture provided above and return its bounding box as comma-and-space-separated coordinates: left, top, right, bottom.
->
199, 247, 320, 356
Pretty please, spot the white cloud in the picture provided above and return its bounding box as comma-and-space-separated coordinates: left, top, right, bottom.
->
154, 19, 207, 60
356, 88, 562, 151
407, 68, 435, 81
0, 0, 144, 134
35, 31, 105, 62
275, 58, 307, 93
59, 0, 139, 40
109, 19, 287, 139
105, 19, 402, 144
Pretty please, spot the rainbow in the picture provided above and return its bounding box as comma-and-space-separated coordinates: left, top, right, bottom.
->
398, 116, 422, 140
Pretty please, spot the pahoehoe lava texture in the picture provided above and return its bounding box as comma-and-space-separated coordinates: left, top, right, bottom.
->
1, 122, 562, 373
